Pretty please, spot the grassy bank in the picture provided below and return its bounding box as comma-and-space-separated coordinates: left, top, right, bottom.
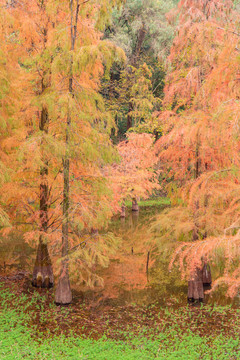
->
125, 198, 171, 208
0, 283, 239, 360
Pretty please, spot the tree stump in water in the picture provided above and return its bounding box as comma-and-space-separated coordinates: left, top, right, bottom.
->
188, 267, 204, 303
132, 198, 139, 212
202, 262, 212, 289
32, 240, 53, 288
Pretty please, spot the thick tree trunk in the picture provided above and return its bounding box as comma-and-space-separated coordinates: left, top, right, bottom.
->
188, 267, 204, 303
32, 236, 53, 287
132, 198, 139, 212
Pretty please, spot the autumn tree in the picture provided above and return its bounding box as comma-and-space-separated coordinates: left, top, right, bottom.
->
154, 0, 240, 301
1, 0, 125, 303
39, 0, 124, 304
106, 133, 160, 215
4, 0, 62, 288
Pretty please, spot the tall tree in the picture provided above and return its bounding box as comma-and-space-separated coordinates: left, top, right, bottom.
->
8, 0, 59, 288
2, 0, 124, 299
154, 0, 240, 300
45, 0, 125, 304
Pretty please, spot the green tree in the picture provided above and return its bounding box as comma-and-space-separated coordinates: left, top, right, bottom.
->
103, 0, 179, 138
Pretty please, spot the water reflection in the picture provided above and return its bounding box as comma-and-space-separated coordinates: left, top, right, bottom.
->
0, 234, 34, 274
0, 206, 239, 307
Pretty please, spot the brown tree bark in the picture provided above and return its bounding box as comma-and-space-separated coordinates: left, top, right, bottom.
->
32, 236, 53, 288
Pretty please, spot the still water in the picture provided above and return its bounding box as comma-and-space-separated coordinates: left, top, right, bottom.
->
0, 205, 238, 307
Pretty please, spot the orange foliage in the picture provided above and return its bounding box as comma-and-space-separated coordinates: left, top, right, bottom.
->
156, 0, 240, 296
0, 0, 125, 288
107, 133, 160, 207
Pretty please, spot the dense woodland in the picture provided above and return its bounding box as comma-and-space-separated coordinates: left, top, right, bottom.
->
0, 0, 240, 315
1, 1, 240, 358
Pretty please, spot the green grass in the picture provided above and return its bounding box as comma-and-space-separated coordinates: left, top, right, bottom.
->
0, 284, 239, 359
125, 198, 171, 208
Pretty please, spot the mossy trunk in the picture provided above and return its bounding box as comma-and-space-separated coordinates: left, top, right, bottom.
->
188, 267, 204, 303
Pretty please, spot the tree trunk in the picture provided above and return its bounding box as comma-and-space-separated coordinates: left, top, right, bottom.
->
32, 20, 53, 288
131, 210, 139, 228
132, 198, 139, 212
126, 24, 146, 131
32, 236, 53, 288
55, 155, 72, 305
188, 267, 204, 303
202, 262, 212, 288
55, 0, 80, 305
32, 86, 53, 288
130, 24, 146, 67
120, 202, 126, 218
127, 101, 133, 130
194, 131, 200, 179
